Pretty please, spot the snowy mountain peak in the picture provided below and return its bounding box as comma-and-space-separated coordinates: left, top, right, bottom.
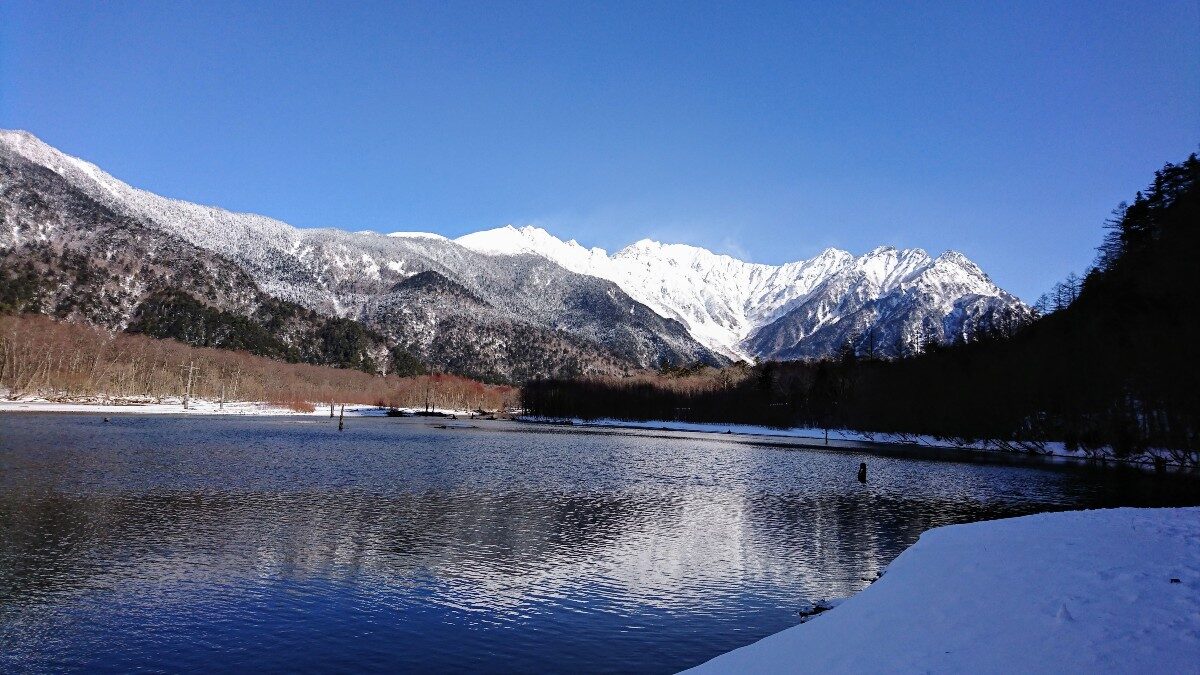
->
387, 231, 448, 241
851, 246, 931, 289
933, 249, 985, 275
614, 238, 664, 255
2, 129, 1027, 364
454, 222, 1021, 361
1, 129, 123, 198
454, 225, 608, 273
0, 129, 49, 155
452, 224, 524, 254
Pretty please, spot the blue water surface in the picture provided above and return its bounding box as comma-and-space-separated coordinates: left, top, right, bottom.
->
0, 413, 1193, 673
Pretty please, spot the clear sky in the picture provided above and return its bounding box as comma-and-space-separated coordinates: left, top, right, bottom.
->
2, 1, 1196, 301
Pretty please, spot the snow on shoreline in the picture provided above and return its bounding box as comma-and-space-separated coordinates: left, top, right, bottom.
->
0, 397, 476, 417
687, 507, 1200, 674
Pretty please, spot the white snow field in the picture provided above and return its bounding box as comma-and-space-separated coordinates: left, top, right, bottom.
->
687, 507, 1200, 674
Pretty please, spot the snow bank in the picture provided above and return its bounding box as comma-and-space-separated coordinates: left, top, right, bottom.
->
687, 508, 1200, 674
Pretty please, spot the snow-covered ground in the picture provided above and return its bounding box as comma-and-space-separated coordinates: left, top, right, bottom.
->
688, 507, 1200, 674
0, 397, 476, 417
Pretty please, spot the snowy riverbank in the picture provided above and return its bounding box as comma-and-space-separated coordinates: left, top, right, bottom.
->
0, 397, 476, 417
688, 507, 1200, 674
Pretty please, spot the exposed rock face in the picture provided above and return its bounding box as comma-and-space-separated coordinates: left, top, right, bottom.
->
0, 130, 719, 380
455, 225, 1028, 360
2, 129, 1027, 377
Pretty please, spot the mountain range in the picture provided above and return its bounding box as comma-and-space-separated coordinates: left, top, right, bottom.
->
0, 129, 1028, 381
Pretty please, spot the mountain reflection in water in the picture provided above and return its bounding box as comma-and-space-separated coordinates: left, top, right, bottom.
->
1, 414, 1194, 673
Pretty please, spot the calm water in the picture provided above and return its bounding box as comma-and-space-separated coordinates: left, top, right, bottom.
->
1, 414, 1196, 673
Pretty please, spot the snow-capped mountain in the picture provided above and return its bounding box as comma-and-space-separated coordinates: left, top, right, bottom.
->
0, 129, 1027, 373
0, 130, 721, 379
453, 224, 1027, 360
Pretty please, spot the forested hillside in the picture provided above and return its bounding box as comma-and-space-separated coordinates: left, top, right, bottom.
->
0, 138, 638, 382
524, 155, 1200, 462
0, 130, 723, 379
0, 147, 396, 374
0, 314, 517, 412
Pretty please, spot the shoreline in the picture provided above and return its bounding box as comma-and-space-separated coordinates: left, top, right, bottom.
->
0, 397, 478, 418
2, 398, 1187, 471
685, 507, 1200, 673
517, 416, 1192, 470
5, 400, 1198, 671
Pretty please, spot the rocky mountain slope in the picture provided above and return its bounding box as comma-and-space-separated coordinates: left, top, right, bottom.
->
0, 130, 718, 380
1, 129, 1027, 374
455, 225, 1029, 359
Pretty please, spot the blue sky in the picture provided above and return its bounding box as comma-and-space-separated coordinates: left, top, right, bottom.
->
2, 1, 1196, 301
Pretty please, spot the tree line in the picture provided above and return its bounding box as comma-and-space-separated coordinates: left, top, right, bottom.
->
524, 154, 1200, 464
0, 314, 517, 412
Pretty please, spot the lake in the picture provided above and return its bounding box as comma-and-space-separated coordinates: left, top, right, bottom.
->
1, 413, 1196, 673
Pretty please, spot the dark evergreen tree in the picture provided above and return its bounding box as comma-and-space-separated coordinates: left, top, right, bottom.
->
524, 153, 1200, 462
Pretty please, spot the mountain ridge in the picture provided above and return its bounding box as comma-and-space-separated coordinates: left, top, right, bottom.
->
0, 129, 722, 379
452, 224, 1025, 360
1, 129, 1027, 366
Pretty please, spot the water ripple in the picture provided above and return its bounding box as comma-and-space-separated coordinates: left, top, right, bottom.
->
1, 414, 1195, 673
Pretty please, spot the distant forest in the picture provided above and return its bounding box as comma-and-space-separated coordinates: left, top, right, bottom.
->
524, 154, 1200, 463
0, 314, 517, 412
